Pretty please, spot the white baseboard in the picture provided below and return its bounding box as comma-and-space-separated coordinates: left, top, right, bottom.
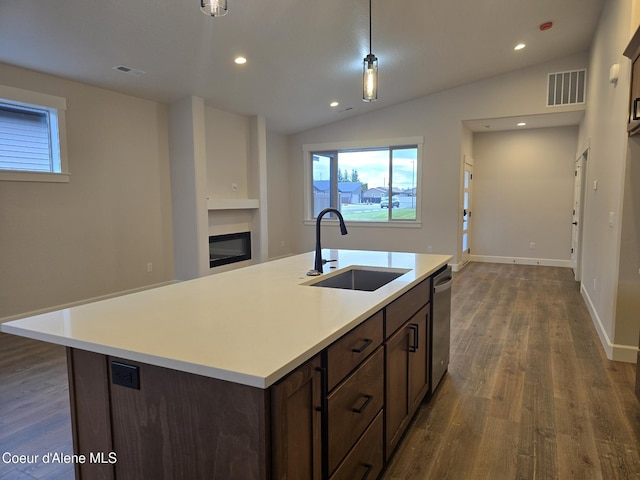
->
470, 255, 572, 268
0, 281, 176, 324
580, 284, 638, 363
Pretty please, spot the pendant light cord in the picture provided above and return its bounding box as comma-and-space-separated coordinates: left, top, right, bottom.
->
368, 0, 372, 55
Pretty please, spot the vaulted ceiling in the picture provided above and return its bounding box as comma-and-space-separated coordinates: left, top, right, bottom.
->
0, 0, 604, 133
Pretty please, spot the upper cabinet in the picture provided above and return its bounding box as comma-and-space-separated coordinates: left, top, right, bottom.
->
624, 26, 640, 136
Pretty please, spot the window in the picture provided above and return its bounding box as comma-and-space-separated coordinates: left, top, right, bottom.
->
0, 85, 68, 182
304, 137, 422, 224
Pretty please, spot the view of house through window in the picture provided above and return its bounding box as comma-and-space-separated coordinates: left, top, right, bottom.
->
0, 102, 61, 173
0, 85, 68, 182
311, 145, 419, 222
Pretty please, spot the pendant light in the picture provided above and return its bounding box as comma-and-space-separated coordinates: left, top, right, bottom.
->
363, 0, 378, 102
201, 0, 228, 17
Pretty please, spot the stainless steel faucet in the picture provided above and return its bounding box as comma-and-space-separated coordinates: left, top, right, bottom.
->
307, 208, 348, 276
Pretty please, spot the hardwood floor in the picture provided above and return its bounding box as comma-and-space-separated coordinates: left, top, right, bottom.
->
0, 263, 638, 479
0, 334, 73, 479
383, 262, 640, 480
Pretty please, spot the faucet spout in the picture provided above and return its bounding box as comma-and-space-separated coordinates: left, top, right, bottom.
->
307, 208, 348, 276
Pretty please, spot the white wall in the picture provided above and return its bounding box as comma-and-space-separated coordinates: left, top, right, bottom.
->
205, 106, 250, 199
471, 126, 578, 264
0, 62, 174, 319
204, 107, 254, 242
266, 130, 292, 259
577, 0, 638, 360
287, 53, 588, 265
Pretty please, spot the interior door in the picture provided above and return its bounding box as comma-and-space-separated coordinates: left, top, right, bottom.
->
571, 151, 587, 281
461, 157, 474, 267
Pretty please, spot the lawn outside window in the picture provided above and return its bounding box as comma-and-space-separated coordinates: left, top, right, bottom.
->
303, 137, 423, 226
0, 84, 69, 183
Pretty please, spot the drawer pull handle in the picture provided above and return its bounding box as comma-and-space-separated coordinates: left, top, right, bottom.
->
352, 394, 373, 413
352, 338, 373, 354
409, 323, 419, 353
359, 463, 373, 480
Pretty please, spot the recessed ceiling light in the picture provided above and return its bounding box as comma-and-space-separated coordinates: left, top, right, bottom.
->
517, 122, 526, 127
330, 101, 339, 108
514, 43, 526, 51
234, 56, 247, 65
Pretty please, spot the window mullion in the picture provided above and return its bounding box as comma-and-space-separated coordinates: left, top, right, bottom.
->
387, 148, 393, 221
331, 151, 338, 211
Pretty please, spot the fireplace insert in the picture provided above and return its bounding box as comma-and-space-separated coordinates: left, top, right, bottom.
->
209, 232, 251, 268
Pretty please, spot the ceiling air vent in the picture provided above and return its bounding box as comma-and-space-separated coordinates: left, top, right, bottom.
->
547, 69, 586, 106
112, 65, 146, 77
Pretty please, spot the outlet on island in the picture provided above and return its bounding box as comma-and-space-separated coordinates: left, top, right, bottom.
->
111, 361, 140, 389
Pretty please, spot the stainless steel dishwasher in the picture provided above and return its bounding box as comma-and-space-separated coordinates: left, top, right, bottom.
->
431, 265, 452, 394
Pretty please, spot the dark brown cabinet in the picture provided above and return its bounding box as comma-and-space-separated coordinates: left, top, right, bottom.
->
636, 332, 640, 402
327, 347, 384, 476
271, 355, 322, 480
325, 311, 384, 480
636, 349, 640, 402
384, 279, 431, 459
384, 304, 430, 458
67, 272, 443, 480
624, 26, 640, 135
408, 306, 430, 415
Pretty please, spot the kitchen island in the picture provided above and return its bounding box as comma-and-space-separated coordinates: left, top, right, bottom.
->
2, 249, 451, 480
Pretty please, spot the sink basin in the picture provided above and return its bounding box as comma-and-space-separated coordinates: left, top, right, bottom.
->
306, 267, 410, 291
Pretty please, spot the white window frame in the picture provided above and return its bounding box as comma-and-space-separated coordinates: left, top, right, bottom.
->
303, 136, 423, 228
0, 84, 69, 183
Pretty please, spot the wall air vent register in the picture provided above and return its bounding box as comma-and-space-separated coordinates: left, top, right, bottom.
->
547, 69, 586, 107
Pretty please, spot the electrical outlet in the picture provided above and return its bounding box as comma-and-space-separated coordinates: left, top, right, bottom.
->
147, 263, 153, 273
111, 362, 140, 389
529, 242, 535, 249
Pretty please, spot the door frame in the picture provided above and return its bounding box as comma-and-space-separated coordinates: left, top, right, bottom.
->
460, 155, 474, 269
571, 149, 588, 281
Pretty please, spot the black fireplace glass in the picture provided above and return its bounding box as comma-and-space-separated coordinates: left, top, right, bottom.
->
209, 232, 251, 268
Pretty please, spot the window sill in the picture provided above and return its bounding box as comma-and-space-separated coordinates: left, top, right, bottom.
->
303, 219, 422, 229
0, 171, 70, 183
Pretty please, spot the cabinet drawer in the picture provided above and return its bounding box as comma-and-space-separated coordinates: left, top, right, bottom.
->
329, 411, 383, 480
385, 278, 430, 338
327, 347, 384, 475
327, 311, 383, 391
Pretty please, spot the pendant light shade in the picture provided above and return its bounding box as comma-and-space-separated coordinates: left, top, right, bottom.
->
363, 53, 378, 102
363, 0, 378, 102
201, 0, 228, 17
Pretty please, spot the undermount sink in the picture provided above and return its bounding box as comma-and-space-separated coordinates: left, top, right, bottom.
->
306, 267, 410, 291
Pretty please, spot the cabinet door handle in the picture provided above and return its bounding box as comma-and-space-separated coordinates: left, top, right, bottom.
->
315, 367, 327, 413
352, 394, 373, 413
634, 98, 640, 121
409, 323, 419, 353
352, 338, 373, 354
359, 463, 373, 480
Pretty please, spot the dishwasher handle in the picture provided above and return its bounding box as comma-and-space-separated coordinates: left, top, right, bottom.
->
434, 278, 452, 293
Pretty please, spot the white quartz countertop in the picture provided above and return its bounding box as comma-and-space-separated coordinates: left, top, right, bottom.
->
1, 250, 451, 388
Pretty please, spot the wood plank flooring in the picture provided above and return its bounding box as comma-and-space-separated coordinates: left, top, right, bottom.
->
0, 263, 638, 479
0, 334, 73, 479
382, 262, 640, 480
